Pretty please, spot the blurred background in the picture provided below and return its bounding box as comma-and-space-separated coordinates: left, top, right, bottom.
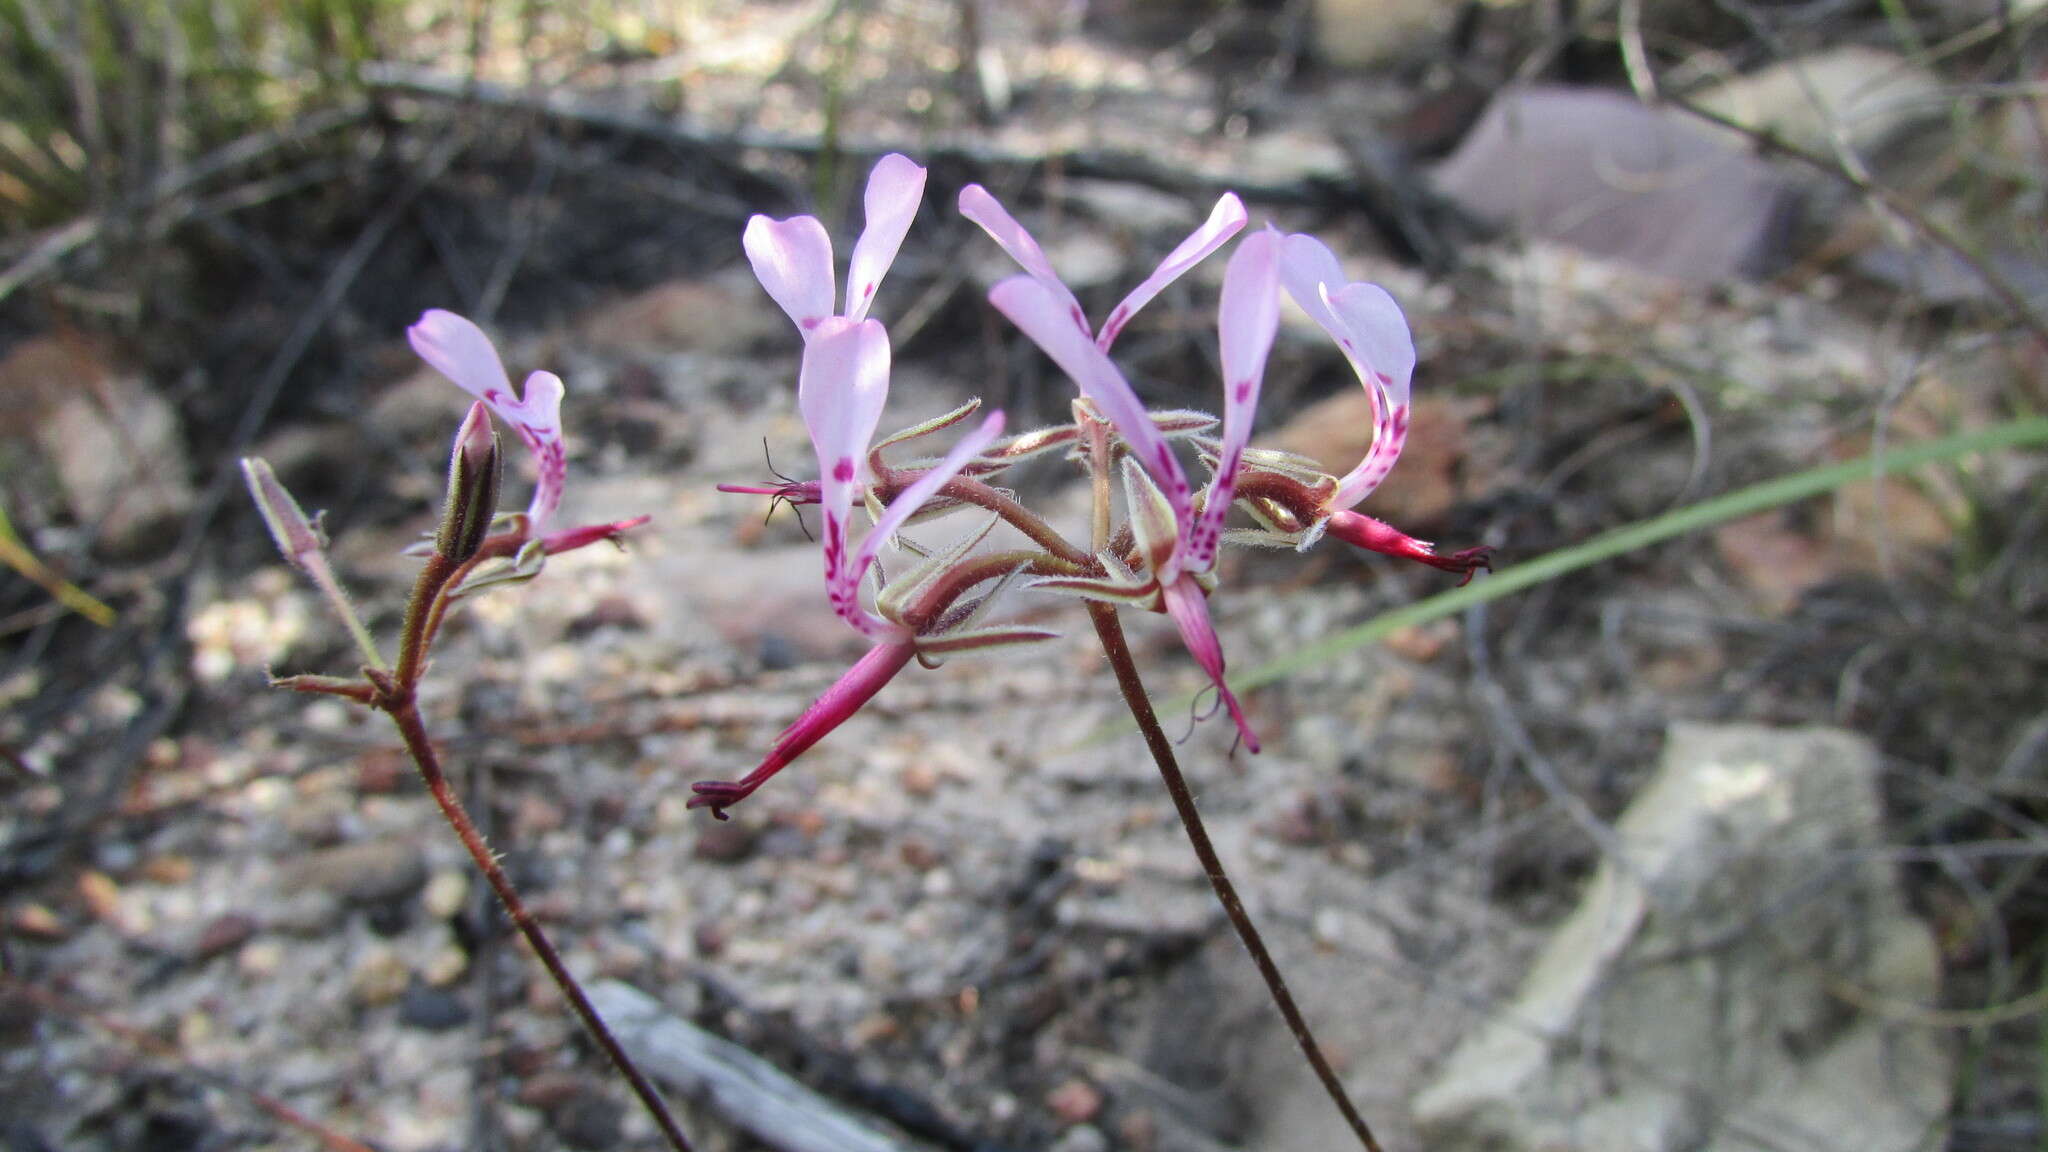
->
2, 1, 2046, 1149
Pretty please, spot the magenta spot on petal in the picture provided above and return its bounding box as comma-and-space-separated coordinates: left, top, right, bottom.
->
1376, 371, 1392, 387
1234, 379, 1252, 403
833, 457, 856, 482
863, 281, 877, 299
1340, 339, 1355, 351
1070, 304, 1089, 333
800, 317, 821, 330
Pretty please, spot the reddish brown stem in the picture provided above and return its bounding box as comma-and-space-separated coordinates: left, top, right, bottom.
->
1084, 602, 1386, 1152
382, 693, 696, 1152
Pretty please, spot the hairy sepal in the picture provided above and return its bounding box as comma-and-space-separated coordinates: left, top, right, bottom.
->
871, 398, 983, 457
915, 626, 1061, 659
1121, 457, 1181, 576
1152, 409, 1221, 439
448, 539, 546, 600
1026, 551, 1159, 606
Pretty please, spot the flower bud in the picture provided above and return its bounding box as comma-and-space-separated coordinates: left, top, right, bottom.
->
241, 457, 325, 571
436, 402, 502, 563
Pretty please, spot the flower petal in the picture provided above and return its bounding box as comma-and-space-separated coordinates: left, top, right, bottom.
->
407, 311, 568, 532
1185, 226, 1279, 573
1277, 233, 1348, 337
408, 308, 514, 406
988, 275, 1191, 525
1323, 283, 1414, 508
688, 637, 918, 818
744, 214, 837, 333
797, 317, 891, 631
1277, 234, 1417, 509
844, 153, 926, 322
1326, 281, 1416, 411
1097, 193, 1247, 350
959, 184, 1090, 339
1162, 576, 1259, 753
505, 371, 566, 529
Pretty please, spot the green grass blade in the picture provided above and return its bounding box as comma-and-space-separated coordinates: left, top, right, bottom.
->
0, 502, 116, 627
1229, 415, 2048, 695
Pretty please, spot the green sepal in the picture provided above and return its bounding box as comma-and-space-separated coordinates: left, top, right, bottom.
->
872, 398, 983, 457
874, 513, 1002, 622
447, 539, 547, 600
1121, 457, 1180, 574
914, 626, 1061, 659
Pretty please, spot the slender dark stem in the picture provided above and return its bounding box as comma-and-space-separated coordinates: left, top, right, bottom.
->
1085, 602, 1386, 1152
383, 695, 697, 1152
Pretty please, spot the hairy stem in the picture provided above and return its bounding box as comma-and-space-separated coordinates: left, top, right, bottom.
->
1085, 603, 1385, 1152
383, 695, 696, 1152
394, 551, 456, 690
929, 476, 1093, 566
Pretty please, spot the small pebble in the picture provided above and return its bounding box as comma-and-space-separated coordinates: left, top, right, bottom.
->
422, 869, 469, 921
350, 944, 410, 1006
194, 914, 258, 961
516, 1069, 586, 1109
10, 904, 65, 940
691, 821, 759, 863
399, 982, 471, 1031
423, 944, 469, 988
140, 854, 193, 885
236, 938, 286, 979
1047, 1078, 1104, 1125
547, 1084, 623, 1150
1050, 1124, 1110, 1152
76, 870, 126, 929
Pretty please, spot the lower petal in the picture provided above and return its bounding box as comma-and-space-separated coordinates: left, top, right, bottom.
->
687, 638, 917, 818
1161, 576, 1259, 753
1325, 510, 1493, 585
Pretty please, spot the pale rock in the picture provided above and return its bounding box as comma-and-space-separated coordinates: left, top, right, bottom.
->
1412, 723, 1952, 1152
421, 868, 469, 921
1695, 47, 1945, 158
1049, 1123, 1111, 1152
1310, 0, 1459, 68
0, 336, 195, 558
1431, 87, 1804, 282
350, 943, 411, 1006
281, 837, 428, 907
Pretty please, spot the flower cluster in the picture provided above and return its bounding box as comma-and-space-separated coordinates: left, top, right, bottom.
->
690, 154, 1490, 816
243, 309, 654, 688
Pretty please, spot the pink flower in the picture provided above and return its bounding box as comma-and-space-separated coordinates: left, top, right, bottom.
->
406, 310, 567, 535
689, 330, 1012, 818
696, 163, 1040, 817
967, 184, 1276, 751
1276, 235, 1490, 581
688, 326, 1007, 818
406, 310, 650, 562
